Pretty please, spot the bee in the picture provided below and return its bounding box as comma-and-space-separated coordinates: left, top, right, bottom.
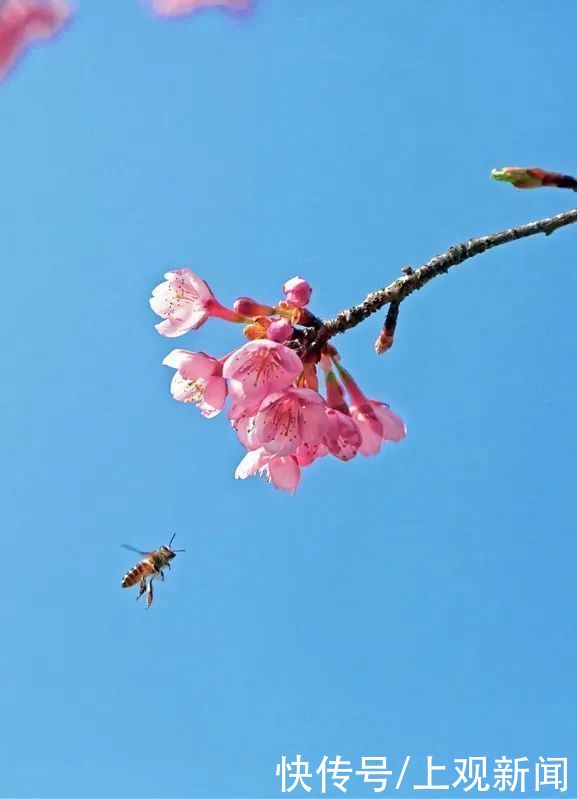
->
121, 534, 185, 608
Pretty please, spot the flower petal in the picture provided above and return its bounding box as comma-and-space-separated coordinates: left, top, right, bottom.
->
268, 456, 300, 493
373, 402, 407, 442
198, 377, 227, 418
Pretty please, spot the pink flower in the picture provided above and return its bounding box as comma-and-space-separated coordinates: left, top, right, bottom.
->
152, 0, 251, 16
235, 447, 301, 494
163, 349, 227, 418
254, 387, 328, 456
222, 339, 303, 405
0, 0, 70, 81
282, 276, 312, 307
267, 318, 294, 343
350, 400, 406, 456
324, 408, 362, 461
336, 363, 406, 455
150, 268, 243, 337
151, 269, 215, 337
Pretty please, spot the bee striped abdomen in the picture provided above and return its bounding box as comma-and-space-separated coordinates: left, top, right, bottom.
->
121, 560, 154, 588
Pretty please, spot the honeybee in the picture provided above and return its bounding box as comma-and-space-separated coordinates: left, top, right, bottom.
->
121, 534, 184, 608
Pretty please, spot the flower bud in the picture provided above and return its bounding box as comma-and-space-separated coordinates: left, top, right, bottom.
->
267, 318, 294, 343
491, 166, 577, 191
234, 297, 275, 317
282, 276, 312, 307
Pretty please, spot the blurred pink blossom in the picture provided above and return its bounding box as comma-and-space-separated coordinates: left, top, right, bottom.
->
152, 0, 251, 16
0, 0, 70, 80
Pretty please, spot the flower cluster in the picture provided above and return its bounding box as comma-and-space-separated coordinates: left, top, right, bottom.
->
150, 269, 406, 493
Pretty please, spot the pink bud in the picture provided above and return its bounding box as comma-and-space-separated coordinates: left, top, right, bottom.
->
374, 329, 394, 355
234, 297, 275, 318
282, 276, 312, 307
267, 318, 294, 343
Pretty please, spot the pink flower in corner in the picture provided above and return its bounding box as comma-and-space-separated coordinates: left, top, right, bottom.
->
235, 448, 301, 494
163, 349, 227, 418
0, 0, 70, 81
150, 268, 243, 337
282, 276, 312, 308
222, 340, 302, 405
254, 387, 328, 456
152, 0, 251, 16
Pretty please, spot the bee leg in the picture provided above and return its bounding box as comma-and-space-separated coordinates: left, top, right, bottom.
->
159, 569, 165, 582
136, 577, 147, 601
167, 562, 171, 571
145, 579, 154, 609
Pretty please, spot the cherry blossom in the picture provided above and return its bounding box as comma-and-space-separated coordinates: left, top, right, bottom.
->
150, 268, 244, 337
336, 363, 406, 455
349, 399, 406, 456
324, 408, 362, 461
222, 339, 302, 405
253, 387, 328, 456
163, 349, 227, 418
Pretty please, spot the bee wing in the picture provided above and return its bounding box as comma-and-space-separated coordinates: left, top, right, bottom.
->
121, 544, 151, 555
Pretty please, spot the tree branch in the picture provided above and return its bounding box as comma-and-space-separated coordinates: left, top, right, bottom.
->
307, 207, 577, 352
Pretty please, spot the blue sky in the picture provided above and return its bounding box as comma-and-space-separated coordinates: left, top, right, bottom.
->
1, 1, 577, 797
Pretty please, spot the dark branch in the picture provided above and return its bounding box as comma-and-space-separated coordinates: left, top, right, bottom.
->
307, 207, 577, 352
